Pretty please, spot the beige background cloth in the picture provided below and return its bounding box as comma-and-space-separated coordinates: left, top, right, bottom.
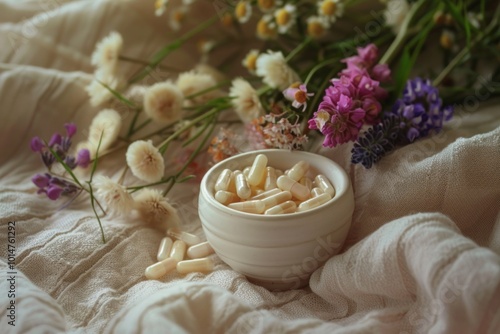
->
1, 0, 500, 333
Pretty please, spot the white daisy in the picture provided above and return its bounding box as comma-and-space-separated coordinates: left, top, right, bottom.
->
229, 78, 265, 123
126, 140, 165, 183
235, 1, 252, 23
317, 0, 344, 23
307, 16, 330, 39
155, 0, 169, 16
274, 4, 296, 34
256, 14, 277, 40
242, 49, 260, 74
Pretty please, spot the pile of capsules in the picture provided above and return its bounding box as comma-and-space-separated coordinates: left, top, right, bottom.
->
213, 154, 336, 214
145, 228, 215, 280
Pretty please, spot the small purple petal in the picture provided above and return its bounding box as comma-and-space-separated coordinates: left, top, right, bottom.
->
407, 127, 420, 142
30, 137, 44, 152
46, 185, 63, 200
32, 174, 50, 188
48, 133, 62, 147
64, 123, 77, 138
76, 149, 91, 168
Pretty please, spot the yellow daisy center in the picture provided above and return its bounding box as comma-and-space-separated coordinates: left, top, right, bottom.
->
256, 19, 276, 38
154, 0, 164, 10
174, 10, 185, 23
307, 21, 325, 38
245, 54, 258, 71
221, 13, 234, 27
321, 1, 337, 17
294, 90, 307, 104
276, 9, 291, 26
235, 2, 248, 19
258, 0, 275, 11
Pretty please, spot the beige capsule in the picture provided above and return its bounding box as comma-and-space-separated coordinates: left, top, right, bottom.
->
234, 170, 251, 200
250, 188, 281, 200
215, 190, 239, 205
288, 161, 309, 181
297, 193, 332, 212
228, 200, 265, 214
214, 169, 232, 192
187, 241, 215, 259
261, 191, 292, 210
248, 154, 268, 186
264, 200, 297, 215
311, 187, 324, 197
299, 176, 313, 190
167, 228, 201, 246
177, 257, 214, 274
157, 236, 173, 262
169, 240, 187, 263
277, 175, 310, 201
264, 167, 278, 191
145, 257, 177, 280
315, 174, 335, 197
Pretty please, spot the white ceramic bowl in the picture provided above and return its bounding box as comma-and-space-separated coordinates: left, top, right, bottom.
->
198, 149, 354, 290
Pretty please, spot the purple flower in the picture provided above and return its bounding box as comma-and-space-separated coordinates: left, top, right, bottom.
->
30, 137, 44, 152
392, 78, 453, 142
32, 173, 50, 188
351, 114, 403, 168
48, 133, 62, 147
76, 149, 91, 168
46, 185, 63, 200
351, 77, 454, 168
64, 123, 77, 138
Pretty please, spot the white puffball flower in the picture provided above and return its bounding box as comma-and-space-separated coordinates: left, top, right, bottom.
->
94, 176, 133, 217
125, 85, 147, 107
229, 78, 264, 123
86, 69, 125, 107
255, 50, 300, 90
126, 140, 165, 183
134, 188, 180, 230
88, 108, 122, 153
143, 81, 184, 124
193, 63, 227, 83
91, 31, 123, 75
384, 0, 410, 34
176, 71, 219, 105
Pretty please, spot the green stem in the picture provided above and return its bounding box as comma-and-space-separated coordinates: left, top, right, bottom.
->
379, 0, 427, 65
433, 2, 500, 86
129, 15, 219, 84
304, 58, 339, 86
285, 37, 312, 62
157, 106, 225, 154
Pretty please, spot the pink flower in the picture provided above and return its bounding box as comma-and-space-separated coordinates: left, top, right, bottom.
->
310, 94, 366, 147
283, 84, 314, 111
